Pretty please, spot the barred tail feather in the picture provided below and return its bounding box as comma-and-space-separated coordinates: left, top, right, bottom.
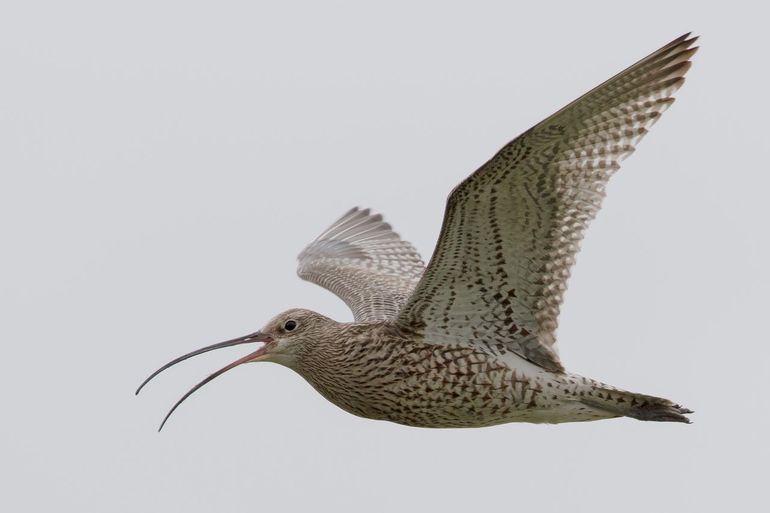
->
582, 389, 693, 424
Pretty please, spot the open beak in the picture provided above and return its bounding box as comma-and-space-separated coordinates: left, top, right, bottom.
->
136, 331, 274, 431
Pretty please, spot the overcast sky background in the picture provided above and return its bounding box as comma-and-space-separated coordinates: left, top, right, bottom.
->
2, 1, 768, 512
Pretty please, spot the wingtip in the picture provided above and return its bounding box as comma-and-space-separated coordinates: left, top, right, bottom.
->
664, 32, 699, 53
681, 33, 700, 49
675, 31, 697, 43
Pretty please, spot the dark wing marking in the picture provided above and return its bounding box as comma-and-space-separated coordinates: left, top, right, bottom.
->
397, 34, 698, 371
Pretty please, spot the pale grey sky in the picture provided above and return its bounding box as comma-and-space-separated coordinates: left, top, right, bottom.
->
2, 1, 767, 512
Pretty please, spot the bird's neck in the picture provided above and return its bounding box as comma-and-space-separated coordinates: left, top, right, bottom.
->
293, 322, 406, 418
298, 321, 380, 364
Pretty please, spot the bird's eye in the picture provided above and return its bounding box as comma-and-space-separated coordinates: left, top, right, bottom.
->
284, 320, 297, 331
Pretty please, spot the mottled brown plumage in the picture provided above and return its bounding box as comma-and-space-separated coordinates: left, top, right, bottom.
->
138, 34, 697, 430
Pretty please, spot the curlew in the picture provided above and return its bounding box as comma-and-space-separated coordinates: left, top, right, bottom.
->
138, 34, 697, 430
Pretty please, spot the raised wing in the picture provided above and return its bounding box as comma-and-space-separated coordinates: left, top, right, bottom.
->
397, 34, 698, 372
298, 207, 425, 322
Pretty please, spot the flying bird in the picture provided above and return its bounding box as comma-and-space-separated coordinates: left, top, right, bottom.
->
138, 34, 697, 430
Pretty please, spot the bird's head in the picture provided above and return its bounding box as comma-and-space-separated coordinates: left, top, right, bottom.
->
136, 308, 333, 430
255, 308, 333, 366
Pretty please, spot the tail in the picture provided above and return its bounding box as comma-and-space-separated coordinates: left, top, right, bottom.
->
580, 386, 693, 424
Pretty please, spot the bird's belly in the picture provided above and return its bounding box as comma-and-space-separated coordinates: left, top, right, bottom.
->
379, 362, 553, 427
304, 343, 605, 428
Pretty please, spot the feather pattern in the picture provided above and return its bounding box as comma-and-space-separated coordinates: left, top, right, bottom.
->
396, 34, 699, 372
144, 35, 697, 430
297, 207, 425, 322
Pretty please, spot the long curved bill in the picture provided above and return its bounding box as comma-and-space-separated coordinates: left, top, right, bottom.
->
135, 331, 273, 431
136, 332, 269, 395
